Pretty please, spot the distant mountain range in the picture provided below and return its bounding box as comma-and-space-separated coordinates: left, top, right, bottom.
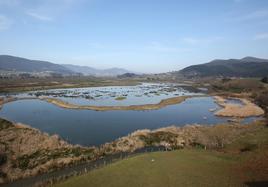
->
178, 57, 268, 78
0, 55, 73, 75
0, 55, 134, 77
62, 64, 133, 77
1, 55, 267, 78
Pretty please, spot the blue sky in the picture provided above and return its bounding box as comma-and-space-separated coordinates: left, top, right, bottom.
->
0, 0, 268, 73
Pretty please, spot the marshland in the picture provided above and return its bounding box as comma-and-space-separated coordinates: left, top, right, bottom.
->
1, 0, 268, 186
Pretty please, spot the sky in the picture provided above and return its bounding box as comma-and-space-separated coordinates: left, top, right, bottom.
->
0, 0, 268, 73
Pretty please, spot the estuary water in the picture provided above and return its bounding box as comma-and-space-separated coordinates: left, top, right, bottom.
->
0, 96, 258, 146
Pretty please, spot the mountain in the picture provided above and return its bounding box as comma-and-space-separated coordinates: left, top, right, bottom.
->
240, 56, 268, 63
178, 56, 268, 77
63, 64, 133, 77
0, 55, 133, 77
62, 64, 98, 75
0, 55, 74, 75
117, 73, 139, 78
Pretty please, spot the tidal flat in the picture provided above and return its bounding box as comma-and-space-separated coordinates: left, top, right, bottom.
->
13, 83, 201, 106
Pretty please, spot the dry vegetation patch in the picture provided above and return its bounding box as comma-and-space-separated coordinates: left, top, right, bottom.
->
214, 96, 264, 118
100, 120, 266, 153
0, 119, 95, 183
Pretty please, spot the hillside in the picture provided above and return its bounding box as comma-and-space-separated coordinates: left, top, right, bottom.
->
63, 64, 133, 77
0, 55, 74, 75
178, 56, 268, 77
117, 73, 139, 78
0, 55, 134, 77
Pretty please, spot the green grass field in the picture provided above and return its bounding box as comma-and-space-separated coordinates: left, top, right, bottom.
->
53, 125, 268, 187
53, 150, 241, 187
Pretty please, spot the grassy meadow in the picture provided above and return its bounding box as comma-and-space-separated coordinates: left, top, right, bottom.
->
54, 125, 268, 187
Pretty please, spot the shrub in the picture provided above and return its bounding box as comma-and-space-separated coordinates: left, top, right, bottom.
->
0, 154, 7, 166
254, 90, 268, 113
261, 76, 268, 84
0, 118, 13, 130
0, 171, 7, 178
139, 131, 177, 146
18, 158, 30, 170
240, 143, 258, 152
190, 142, 206, 149
221, 78, 231, 83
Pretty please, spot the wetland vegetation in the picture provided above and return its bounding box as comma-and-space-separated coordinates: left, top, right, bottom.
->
1, 0, 268, 186
0, 77, 267, 187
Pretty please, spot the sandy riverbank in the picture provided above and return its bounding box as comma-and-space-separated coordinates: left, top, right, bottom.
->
214, 96, 264, 118
42, 95, 195, 111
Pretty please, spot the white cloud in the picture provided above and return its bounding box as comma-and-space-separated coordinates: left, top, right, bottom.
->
26, 11, 52, 21
0, 15, 12, 31
182, 37, 222, 45
254, 33, 268, 40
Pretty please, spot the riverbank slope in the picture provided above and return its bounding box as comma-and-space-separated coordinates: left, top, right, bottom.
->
1, 117, 267, 185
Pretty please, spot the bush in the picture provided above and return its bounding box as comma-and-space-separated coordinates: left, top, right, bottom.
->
0, 118, 13, 130
0, 154, 7, 166
0, 171, 7, 178
261, 76, 268, 84
139, 131, 177, 146
221, 78, 231, 83
240, 143, 258, 152
255, 91, 268, 112
18, 158, 30, 169
190, 142, 206, 149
